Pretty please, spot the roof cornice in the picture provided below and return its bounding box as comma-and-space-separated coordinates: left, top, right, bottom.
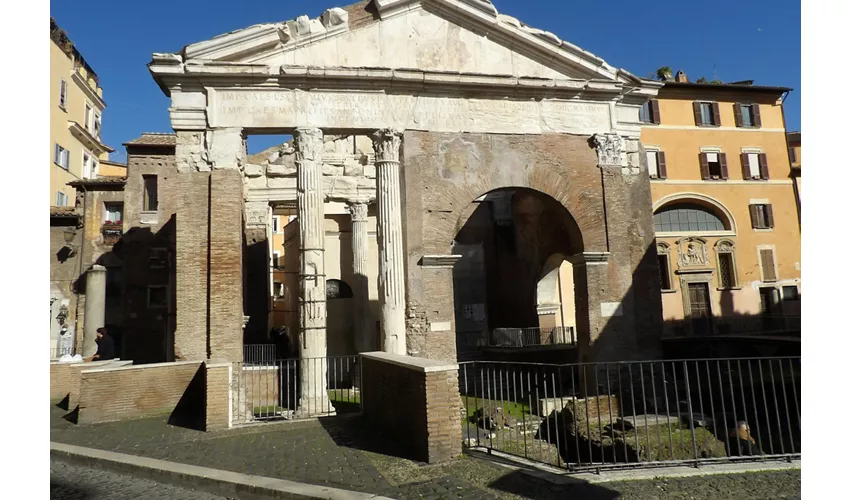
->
71, 71, 106, 109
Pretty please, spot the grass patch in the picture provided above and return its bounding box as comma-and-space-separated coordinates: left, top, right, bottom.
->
461, 396, 532, 420
252, 388, 361, 416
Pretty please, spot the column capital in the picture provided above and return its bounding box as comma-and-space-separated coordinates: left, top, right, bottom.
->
371, 128, 403, 164
347, 200, 370, 222
592, 132, 626, 167
294, 128, 324, 162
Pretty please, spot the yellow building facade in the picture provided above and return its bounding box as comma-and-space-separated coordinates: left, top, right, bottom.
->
640, 72, 801, 335
50, 17, 115, 207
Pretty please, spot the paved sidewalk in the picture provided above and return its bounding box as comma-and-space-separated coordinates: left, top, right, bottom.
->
50, 404, 800, 499
51, 460, 229, 500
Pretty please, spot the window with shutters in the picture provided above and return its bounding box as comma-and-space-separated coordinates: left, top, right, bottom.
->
759, 248, 778, 282
694, 101, 720, 126
734, 103, 762, 128
657, 243, 673, 290
741, 150, 770, 180
750, 204, 774, 229
54, 144, 70, 170
94, 112, 102, 139
143, 175, 158, 211
85, 103, 93, 132
646, 150, 667, 179
714, 240, 738, 289
700, 151, 727, 179
639, 100, 661, 124
103, 202, 123, 223
654, 203, 728, 233
59, 80, 68, 110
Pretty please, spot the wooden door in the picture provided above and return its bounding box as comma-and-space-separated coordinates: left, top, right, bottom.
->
688, 282, 712, 335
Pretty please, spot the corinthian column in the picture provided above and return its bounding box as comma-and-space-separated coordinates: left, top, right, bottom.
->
294, 127, 331, 415
349, 200, 372, 353
372, 129, 407, 355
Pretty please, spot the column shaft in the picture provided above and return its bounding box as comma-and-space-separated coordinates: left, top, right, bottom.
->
294, 127, 331, 414
82, 265, 107, 358
349, 201, 372, 352
372, 129, 407, 355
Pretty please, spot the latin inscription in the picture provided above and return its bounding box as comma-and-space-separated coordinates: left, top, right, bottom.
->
208, 89, 612, 134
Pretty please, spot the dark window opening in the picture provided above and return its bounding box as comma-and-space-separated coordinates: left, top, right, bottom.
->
717, 253, 736, 288
148, 286, 167, 308
658, 253, 672, 290
782, 285, 799, 301
143, 175, 158, 211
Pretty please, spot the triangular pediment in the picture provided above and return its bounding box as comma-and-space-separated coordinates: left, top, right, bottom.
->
175, 0, 642, 84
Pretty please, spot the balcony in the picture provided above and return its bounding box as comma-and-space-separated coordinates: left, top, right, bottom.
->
101, 221, 122, 244
485, 326, 576, 348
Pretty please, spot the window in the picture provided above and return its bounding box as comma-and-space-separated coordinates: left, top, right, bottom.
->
699, 151, 728, 180
94, 112, 101, 139
272, 251, 281, 269
59, 80, 68, 110
646, 150, 667, 179
147, 286, 167, 308
759, 248, 777, 282
750, 204, 774, 229
273, 281, 284, 298
150, 248, 168, 268
639, 100, 661, 124
143, 175, 158, 211
54, 144, 69, 170
741, 152, 770, 180
85, 103, 93, 132
782, 286, 799, 301
654, 203, 727, 233
715, 240, 738, 289
273, 216, 281, 233
789, 147, 797, 164
734, 103, 761, 128
92, 157, 99, 177
693, 101, 720, 126
104, 202, 123, 223
55, 191, 69, 206
657, 244, 673, 290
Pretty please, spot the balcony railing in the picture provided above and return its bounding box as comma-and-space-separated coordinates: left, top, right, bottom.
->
664, 315, 801, 338
487, 327, 576, 348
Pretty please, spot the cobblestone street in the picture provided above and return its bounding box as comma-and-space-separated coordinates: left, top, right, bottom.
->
51, 460, 230, 500
50, 404, 800, 499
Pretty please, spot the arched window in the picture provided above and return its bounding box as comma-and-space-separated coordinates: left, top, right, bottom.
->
714, 240, 738, 289
654, 203, 729, 233
326, 279, 353, 299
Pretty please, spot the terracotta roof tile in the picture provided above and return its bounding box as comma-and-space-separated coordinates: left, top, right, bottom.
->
123, 133, 177, 146
50, 206, 79, 218
67, 177, 127, 187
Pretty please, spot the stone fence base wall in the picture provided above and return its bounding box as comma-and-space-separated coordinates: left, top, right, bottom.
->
77, 361, 203, 425
50, 359, 130, 406
361, 352, 462, 464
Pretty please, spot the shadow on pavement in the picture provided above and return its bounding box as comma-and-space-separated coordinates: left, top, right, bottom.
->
317, 415, 421, 462
487, 469, 620, 500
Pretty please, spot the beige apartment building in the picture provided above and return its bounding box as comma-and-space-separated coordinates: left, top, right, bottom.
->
640, 71, 801, 336
50, 17, 120, 207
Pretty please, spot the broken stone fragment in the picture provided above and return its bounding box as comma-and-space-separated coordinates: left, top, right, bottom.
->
321, 7, 349, 28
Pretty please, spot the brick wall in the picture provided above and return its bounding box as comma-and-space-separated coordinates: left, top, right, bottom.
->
205, 361, 232, 431
50, 362, 71, 402
208, 169, 244, 362
174, 171, 210, 361
60, 360, 130, 409
77, 361, 202, 424
361, 352, 461, 464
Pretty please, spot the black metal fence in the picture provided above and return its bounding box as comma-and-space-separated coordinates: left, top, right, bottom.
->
243, 344, 278, 363
233, 355, 361, 423
459, 357, 800, 472
50, 346, 74, 359
488, 327, 577, 347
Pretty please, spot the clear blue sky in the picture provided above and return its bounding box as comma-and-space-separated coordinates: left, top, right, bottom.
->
50, 0, 801, 160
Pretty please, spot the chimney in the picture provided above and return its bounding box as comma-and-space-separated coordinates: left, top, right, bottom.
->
675, 70, 688, 83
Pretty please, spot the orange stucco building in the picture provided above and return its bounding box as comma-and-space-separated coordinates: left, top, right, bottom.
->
640, 71, 801, 335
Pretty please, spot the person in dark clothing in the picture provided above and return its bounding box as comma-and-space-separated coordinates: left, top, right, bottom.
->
91, 327, 115, 361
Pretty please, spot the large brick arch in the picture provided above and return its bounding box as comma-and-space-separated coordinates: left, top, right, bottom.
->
406, 131, 608, 255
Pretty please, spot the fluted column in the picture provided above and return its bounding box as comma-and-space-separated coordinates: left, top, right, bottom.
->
294, 127, 331, 415
349, 200, 372, 353
372, 129, 407, 355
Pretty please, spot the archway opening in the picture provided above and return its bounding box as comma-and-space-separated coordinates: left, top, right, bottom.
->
451, 188, 584, 356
